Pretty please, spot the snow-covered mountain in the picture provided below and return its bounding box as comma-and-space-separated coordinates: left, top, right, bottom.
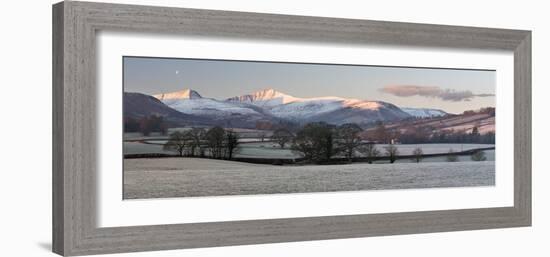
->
153, 89, 274, 127
153, 89, 202, 104
401, 107, 448, 118
226, 88, 299, 107
227, 88, 411, 124
148, 88, 458, 127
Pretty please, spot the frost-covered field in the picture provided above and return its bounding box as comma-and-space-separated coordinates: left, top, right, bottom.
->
396, 150, 495, 163
123, 158, 495, 199
374, 144, 492, 155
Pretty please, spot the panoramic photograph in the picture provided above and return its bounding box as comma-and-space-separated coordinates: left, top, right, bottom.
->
123, 56, 496, 199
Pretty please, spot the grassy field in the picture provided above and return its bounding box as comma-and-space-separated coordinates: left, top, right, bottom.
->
123, 158, 495, 199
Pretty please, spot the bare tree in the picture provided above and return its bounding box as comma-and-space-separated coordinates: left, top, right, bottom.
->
471, 150, 487, 161
139, 115, 167, 136
411, 147, 423, 163
337, 123, 363, 162
271, 128, 294, 149
225, 130, 240, 160
360, 142, 380, 164
163, 131, 188, 157
124, 117, 140, 133
258, 132, 267, 142
446, 149, 459, 162
384, 144, 399, 163
470, 125, 481, 142
186, 128, 205, 157
205, 126, 225, 159
374, 121, 389, 143
291, 122, 337, 163
139, 117, 152, 136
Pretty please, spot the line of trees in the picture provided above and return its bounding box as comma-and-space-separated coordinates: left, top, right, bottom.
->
462, 107, 495, 116
287, 122, 490, 164
289, 122, 401, 164
400, 126, 495, 144
163, 126, 240, 160
271, 128, 294, 149
161, 120, 492, 164
124, 115, 167, 136
365, 121, 495, 145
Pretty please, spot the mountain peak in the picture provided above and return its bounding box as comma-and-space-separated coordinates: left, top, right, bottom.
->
226, 88, 298, 105
153, 89, 202, 100
251, 88, 291, 99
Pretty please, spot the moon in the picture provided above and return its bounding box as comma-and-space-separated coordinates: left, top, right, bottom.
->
175, 70, 179, 75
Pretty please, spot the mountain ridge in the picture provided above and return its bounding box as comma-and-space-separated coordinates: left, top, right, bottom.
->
154, 89, 202, 101
150, 88, 415, 126
226, 88, 298, 105
225, 88, 410, 123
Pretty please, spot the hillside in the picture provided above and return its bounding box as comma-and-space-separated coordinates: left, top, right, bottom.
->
401, 107, 448, 118
384, 110, 495, 135
123, 92, 214, 126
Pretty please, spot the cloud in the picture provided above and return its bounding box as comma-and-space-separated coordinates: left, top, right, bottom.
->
379, 85, 494, 102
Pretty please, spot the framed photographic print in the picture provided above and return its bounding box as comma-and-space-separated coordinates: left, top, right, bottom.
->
53, 1, 531, 256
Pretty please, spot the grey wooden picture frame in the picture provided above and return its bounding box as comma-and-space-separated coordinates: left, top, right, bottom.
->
52, 1, 531, 256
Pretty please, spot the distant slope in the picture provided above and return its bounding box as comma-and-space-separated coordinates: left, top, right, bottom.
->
304, 101, 410, 125
124, 92, 213, 126
401, 107, 448, 118
386, 111, 495, 135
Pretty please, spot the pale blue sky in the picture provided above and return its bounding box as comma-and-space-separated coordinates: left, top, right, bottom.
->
123, 56, 495, 114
